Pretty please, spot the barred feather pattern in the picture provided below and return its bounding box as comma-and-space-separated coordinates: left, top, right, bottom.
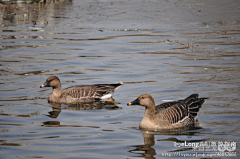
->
63, 85, 97, 99
156, 94, 207, 128
93, 83, 122, 98
58, 84, 122, 103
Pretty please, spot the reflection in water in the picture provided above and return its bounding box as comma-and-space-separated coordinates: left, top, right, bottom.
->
0, 0, 72, 28
47, 103, 61, 118
42, 101, 116, 128
129, 131, 156, 159
128, 128, 204, 158
47, 101, 121, 118
65, 102, 121, 110
41, 121, 100, 129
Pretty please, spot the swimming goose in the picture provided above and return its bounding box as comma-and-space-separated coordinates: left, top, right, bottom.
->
127, 94, 207, 130
40, 76, 123, 104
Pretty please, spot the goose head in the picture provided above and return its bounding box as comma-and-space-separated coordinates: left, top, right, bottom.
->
40, 76, 61, 89
127, 94, 155, 108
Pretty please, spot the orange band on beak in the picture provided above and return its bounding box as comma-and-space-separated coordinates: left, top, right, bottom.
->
127, 102, 132, 106
41, 84, 45, 88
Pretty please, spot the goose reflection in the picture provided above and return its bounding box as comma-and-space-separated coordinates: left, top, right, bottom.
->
128, 131, 156, 159
47, 103, 61, 118
42, 100, 120, 127
46, 100, 121, 118
41, 120, 100, 128
128, 127, 204, 159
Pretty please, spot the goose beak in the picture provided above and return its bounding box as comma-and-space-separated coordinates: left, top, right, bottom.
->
40, 82, 48, 88
40, 84, 45, 88
127, 98, 139, 106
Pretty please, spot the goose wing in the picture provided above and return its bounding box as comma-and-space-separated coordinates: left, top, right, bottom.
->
62, 83, 123, 99
62, 85, 97, 99
157, 94, 207, 124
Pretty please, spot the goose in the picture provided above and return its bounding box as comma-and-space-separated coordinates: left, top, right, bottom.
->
40, 76, 123, 104
127, 94, 207, 130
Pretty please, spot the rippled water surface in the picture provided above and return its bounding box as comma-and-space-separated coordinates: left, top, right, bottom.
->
0, 1, 240, 158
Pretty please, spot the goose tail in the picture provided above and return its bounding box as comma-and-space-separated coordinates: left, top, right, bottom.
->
183, 94, 208, 118
94, 82, 123, 99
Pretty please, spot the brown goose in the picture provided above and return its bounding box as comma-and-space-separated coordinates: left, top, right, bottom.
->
40, 76, 123, 104
127, 94, 207, 130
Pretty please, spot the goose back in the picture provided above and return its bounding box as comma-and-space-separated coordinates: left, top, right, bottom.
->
156, 94, 207, 128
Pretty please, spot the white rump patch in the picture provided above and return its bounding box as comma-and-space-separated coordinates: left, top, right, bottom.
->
101, 92, 113, 99
162, 100, 174, 102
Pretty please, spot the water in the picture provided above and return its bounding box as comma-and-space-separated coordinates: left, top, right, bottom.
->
0, 1, 240, 158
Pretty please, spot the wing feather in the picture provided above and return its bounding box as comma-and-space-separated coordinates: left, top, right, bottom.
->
62, 85, 96, 99
157, 94, 207, 125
